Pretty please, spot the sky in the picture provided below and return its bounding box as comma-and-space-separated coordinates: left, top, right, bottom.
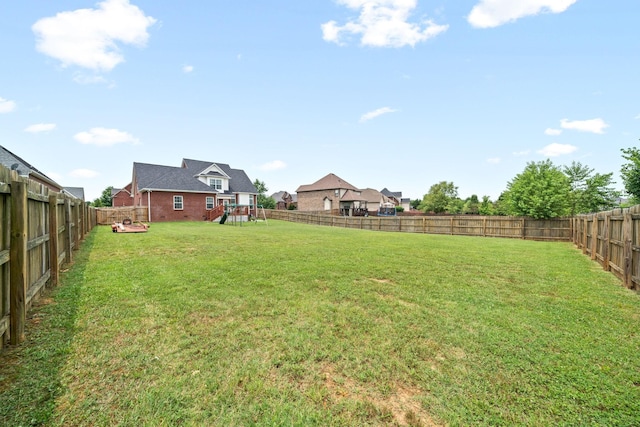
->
1, 0, 639, 202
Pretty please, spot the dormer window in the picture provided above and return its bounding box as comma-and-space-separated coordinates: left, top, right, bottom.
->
209, 178, 222, 190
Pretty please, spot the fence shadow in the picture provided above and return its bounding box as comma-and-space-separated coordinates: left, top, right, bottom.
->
0, 229, 96, 425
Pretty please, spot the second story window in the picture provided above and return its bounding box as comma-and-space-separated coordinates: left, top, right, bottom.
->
209, 178, 222, 190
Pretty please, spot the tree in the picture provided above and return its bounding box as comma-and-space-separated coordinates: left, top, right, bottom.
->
505, 160, 571, 219
91, 186, 113, 207
253, 179, 276, 209
463, 194, 480, 215
418, 181, 458, 214
563, 161, 619, 214
621, 145, 640, 203
478, 195, 495, 215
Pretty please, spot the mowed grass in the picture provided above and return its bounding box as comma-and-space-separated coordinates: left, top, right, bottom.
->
1, 220, 640, 426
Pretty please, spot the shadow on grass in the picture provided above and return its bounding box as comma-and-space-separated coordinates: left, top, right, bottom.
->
0, 230, 96, 426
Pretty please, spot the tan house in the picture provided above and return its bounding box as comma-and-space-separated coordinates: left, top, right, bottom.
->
296, 173, 359, 213
296, 173, 400, 216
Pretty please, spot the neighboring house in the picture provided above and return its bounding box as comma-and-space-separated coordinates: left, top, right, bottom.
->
271, 191, 297, 210
63, 187, 85, 201
296, 173, 359, 212
112, 183, 134, 207
0, 145, 62, 191
131, 158, 258, 222
381, 188, 411, 211
296, 173, 403, 216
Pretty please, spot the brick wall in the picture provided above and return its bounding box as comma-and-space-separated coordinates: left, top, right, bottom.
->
141, 191, 216, 222
112, 192, 133, 207
297, 190, 340, 211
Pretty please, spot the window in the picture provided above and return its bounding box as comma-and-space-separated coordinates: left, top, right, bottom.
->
248, 196, 254, 209
174, 195, 183, 210
209, 178, 222, 190
206, 197, 214, 210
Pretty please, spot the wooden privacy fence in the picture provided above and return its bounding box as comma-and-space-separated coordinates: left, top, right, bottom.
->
265, 210, 572, 241
573, 205, 640, 291
95, 206, 149, 225
0, 166, 96, 348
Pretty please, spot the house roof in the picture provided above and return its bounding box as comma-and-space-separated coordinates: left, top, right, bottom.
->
359, 188, 387, 203
341, 189, 367, 201
381, 188, 402, 199
0, 145, 61, 189
182, 159, 257, 193
63, 187, 85, 201
271, 191, 297, 203
296, 173, 358, 193
134, 159, 257, 194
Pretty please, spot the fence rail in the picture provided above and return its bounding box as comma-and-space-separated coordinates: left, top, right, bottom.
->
573, 205, 640, 291
265, 210, 573, 241
0, 165, 96, 348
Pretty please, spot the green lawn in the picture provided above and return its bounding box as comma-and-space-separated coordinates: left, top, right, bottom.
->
1, 220, 639, 426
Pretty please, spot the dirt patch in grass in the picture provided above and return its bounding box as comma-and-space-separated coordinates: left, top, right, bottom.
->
320, 363, 441, 427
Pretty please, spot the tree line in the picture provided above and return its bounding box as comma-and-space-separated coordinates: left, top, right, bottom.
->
414, 145, 640, 219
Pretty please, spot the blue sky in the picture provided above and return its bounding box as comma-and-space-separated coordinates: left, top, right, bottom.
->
1, 0, 638, 202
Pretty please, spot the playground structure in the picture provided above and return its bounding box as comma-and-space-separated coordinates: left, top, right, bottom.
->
219, 204, 267, 226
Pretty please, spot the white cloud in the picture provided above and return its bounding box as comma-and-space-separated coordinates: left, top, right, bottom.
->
560, 118, 609, 134
538, 143, 577, 157
74, 127, 140, 147
32, 0, 156, 71
25, 123, 56, 133
635, 113, 640, 120
544, 128, 562, 136
487, 157, 501, 164
183, 65, 194, 73
322, 0, 449, 47
468, 0, 578, 29
0, 97, 16, 113
259, 160, 287, 172
359, 107, 397, 123
69, 169, 100, 178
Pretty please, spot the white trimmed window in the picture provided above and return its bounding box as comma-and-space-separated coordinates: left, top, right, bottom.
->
209, 178, 222, 190
206, 197, 214, 210
174, 195, 183, 210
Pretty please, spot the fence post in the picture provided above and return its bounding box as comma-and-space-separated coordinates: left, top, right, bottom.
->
623, 210, 633, 289
49, 194, 60, 288
590, 214, 598, 260
10, 178, 27, 345
64, 198, 73, 264
521, 218, 526, 239
602, 212, 610, 271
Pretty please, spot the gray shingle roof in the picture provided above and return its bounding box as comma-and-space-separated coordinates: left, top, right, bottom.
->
182, 158, 257, 193
134, 159, 257, 194
0, 145, 60, 188
64, 187, 85, 200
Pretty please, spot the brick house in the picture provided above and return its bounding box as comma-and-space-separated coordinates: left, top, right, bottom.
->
131, 158, 258, 222
112, 183, 134, 207
271, 191, 297, 210
296, 173, 407, 216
